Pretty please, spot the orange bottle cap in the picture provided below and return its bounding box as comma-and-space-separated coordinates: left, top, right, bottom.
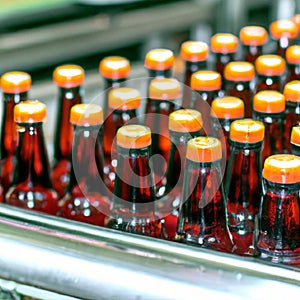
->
239, 26, 268, 46
286, 45, 300, 64
210, 33, 238, 54
53, 64, 84, 88
186, 137, 222, 162
169, 109, 202, 132
253, 90, 285, 113
190, 70, 221, 91
270, 19, 299, 40
211, 97, 244, 119
99, 56, 130, 80
108, 88, 141, 110
263, 154, 300, 184
224, 61, 255, 81
283, 80, 300, 102
14, 100, 46, 123
149, 78, 180, 100
70, 104, 103, 126
180, 41, 209, 62
230, 119, 265, 143
144, 49, 174, 71
1, 71, 31, 94
117, 124, 151, 149
290, 126, 300, 146
292, 14, 300, 29
255, 55, 286, 76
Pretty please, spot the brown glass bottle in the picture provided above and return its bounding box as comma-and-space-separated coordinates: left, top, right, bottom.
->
0, 71, 31, 196
103, 88, 141, 192
224, 61, 255, 118
106, 125, 161, 238
175, 137, 234, 253
99, 56, 131, 118
290, 125, 300, 155
60, 104, 110, 226
6, 101, 59, 215
225, 119, 265, 256
51, 65, 84, 198
286, 45, 300, 82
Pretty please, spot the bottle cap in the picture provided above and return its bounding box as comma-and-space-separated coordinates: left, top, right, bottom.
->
117, 124, 151, 149
53, 65, 84, 88
290, 126, 300, 146
144, 49, 174, 71
1, 71, 31, 94
190, 70, 221, 91
283, 80, 300, 102
186, 137, 222, 162
108, 88, 141, 110
230, 119, 265, 143
210, 33, 238, 54
239, 26, 268, 46
292, 14, 300, 29
99, 56, 130, 80
149, 78, 180, 100
286, 45, 300, 64
224, 61, 255, 81
211, 97, 244, 119
253, 90, 285, 113
180, 41, 209, 62
169, 109, 202, 133
255, 55, 286, 76
14, 100, 46, 123
263, 154, 300, 184
269, 19, 299, 40
70, 104, 103, 126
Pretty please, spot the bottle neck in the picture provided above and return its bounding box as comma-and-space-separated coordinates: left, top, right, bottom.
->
256, 75, 282, 92
276, 38, 292, 57
183, 61, 207, 86
147, 68, 173, 79
243, 45, 263, 63
286, 63, 300, 82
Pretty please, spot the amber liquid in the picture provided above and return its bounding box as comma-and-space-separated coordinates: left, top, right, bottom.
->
243, 45, 263, 64
256, 75, 283, 93
286, 64, 300, 83
215, 53, 235, 90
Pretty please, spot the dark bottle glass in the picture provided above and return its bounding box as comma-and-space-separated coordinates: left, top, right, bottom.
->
190, 70, 222, 136
60, 104, 110, 226
6, 101, 59, 215
239, 26, 268, 63
255, 55, 286, 93
0, 71, 31, 196
180, 41, 209, 108
103, 87, 141, 192
225, 119, 265, 256
175, 137, 234, 253
286, 45, 300, 82
99, 56, 130, 118
51, 64, 84, 198
156, 109, 203, 240
270, 19, 299, 58
283, 80, 300, 152
253, 90, 285, 163
257, 154, 300, 265
224, 61, 255, 118
106, 124, 161, 238
290, 125, 300, 155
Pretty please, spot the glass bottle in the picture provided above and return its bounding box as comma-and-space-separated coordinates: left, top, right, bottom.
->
156, 109, 203, 240
285, 45, 300, 82
257, 154, 300, 265
225, 119, 265, 256
180, 41, 209, 108
60, 104, 110, 226
0, 71, 31, 196
99, 56, 130, 118
224, 61, 255, 117
290, 125, 300, 155
269, 19, 299, 57
253, 90, 285, 163
292, 14, 300, 44
103, 87, 141, 192
190, 70, 222, 136
239, 26, 268, 63
6, 100, 59, 215
175, 137, 234, 253
106, 124, 161, 238
51, 64, 84, 198
283, 80, 300, 152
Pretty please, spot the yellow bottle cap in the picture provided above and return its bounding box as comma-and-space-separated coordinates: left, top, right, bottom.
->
70, 104, 103, 126
144, 49, 174, 71
169, 109, 202, 132
99, 56, 130, 80
1, 71, 31, 94
290, 126, 300, 146
263, 154, 300, 184
283, 80, 300, 102
190, 70, 221, 91
210, 33, 238, 54
224, 61, 255, 81
180, 41, 209, 62
230, 119, 265, 143
14, 100, 46, 123
253, 90, 285, 113
53, 65, 84, 88
117, 124, 151, 149
286, 45, 300, 64
108, 88, 141, 110
211, 97, 244, 119
239, 26, 268, 46
149, 78, 180, 100
270, 19, 299, 40
255, 55, 286, 76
